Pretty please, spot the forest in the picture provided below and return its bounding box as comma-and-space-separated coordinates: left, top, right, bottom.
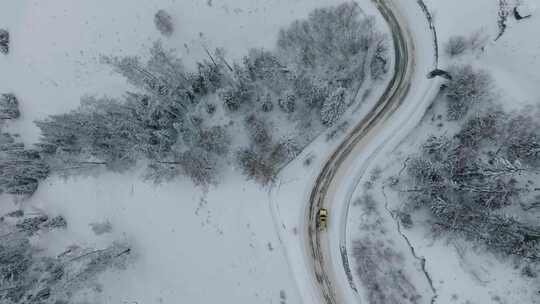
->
0, 2, 389, 196
397, 46, 540, 276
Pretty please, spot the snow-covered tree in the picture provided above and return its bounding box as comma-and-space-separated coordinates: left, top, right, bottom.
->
179, 148, 219, 186
278, 91, 296, 113
0, 212, 126, 303
321, 87, 347, 126
0, 133, 49, 196
370, 37, 390, 80
196, 125, 230, 155
0, 215, 131, 304
0, 94, 20, 120
270, 137, 300, 165
236, 148, 275, 184
192, 60, 225, 96
293, 75, 328, 109
401, 109, 540, 261
218, 76, 254, 112
103, 42, 192, 105
245, 114, 272, 148
261, 93, 274, 112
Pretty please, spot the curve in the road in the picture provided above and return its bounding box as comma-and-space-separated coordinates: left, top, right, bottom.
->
306, 0, 415, 303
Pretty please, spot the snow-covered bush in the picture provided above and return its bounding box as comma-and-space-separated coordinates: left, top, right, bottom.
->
444, 35, 467, 57
236, 148, 275, 185
444, 33, 488, 57
293, 75, 328, 109
445, 65, 494, 120
0, 93, 20, 120
154, 10, 174, 37
0, 29, 8, 54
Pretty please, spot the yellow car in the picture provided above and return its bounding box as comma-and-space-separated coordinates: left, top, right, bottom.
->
317, 208, 328, 231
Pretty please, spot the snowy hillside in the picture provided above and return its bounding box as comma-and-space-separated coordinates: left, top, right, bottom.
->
2, 0, 540, 304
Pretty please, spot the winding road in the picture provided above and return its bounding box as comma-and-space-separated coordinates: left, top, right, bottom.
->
306, 0, 417, 303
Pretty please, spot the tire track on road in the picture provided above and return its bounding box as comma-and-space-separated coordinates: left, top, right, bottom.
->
306, 0, 414, 303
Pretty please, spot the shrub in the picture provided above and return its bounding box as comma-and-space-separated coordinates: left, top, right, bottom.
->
445, 65, 493, 120
154, 10, 174, 37
444, 35, 467, 57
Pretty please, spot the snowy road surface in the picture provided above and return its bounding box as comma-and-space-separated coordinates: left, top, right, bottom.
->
306, 0, 439, 303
